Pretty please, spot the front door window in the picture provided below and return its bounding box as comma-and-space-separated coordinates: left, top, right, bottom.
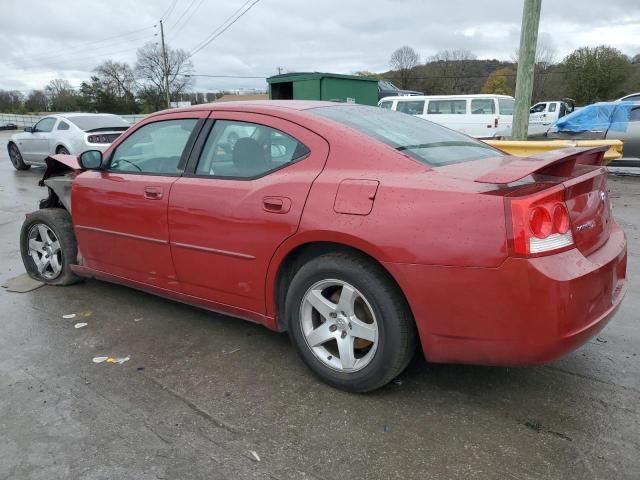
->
110, 119, 199, 174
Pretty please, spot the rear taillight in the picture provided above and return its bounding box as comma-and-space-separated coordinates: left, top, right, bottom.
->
508, 187, 574, 257
88, 135, 108, 143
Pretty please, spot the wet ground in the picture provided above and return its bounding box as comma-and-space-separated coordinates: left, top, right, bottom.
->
1, 130, 639, 480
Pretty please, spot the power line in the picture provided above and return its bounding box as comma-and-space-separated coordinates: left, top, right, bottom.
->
22, 26, 156, 63
161, 0, 179, 22
187, 0, 261, 59
168, 0, 207, 39
167, 0, 198, 31
183, 73, 267, 78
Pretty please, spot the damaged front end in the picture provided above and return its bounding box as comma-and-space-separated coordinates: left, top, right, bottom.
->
38, 154, 83, 212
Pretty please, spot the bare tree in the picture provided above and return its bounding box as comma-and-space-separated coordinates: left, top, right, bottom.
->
426, 49, 477, 94
389, 46, 420, 89
25, 90, 48, 112
135, 42, 193, 111
0, 90, 24, 112
512, 36, 558, 101
430, 49, 477, 63
95, 60, 137, 99
45, 79, 80, 111
512, 36, 557, 67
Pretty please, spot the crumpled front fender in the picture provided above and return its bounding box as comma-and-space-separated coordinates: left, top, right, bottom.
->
38, 154, 83, 187
38, 154, 84, 213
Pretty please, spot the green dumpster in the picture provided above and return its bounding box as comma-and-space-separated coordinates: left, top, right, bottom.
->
267, 72, 379, 106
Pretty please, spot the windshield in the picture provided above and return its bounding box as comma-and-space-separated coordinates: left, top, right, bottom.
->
310, 105, 501, 166
68, 115, 130, 131
498, 98, 515, 115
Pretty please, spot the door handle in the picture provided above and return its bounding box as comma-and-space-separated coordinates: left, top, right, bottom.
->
144, 186, 163, 200
263, 196, 291, 214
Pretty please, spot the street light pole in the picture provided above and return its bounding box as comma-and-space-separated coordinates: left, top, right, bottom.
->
160, 19, 171, 109
512, 0, 542, 140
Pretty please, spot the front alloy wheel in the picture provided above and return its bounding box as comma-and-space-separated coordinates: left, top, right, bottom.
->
8, 143, 30, 170
20, 208, 79, 285
27, 223, 63, 280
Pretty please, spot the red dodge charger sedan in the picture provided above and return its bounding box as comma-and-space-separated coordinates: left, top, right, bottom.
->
21, 101, 627, 392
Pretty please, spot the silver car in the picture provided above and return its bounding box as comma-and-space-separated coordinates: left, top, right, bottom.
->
7, 113, 130, 170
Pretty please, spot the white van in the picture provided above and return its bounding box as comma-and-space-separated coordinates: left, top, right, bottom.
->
378, 94, 514, 138
529, 101, 573, 125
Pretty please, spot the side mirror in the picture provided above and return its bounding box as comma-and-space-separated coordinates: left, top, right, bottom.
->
24, 127, 33, 133
78, 150, 103, 170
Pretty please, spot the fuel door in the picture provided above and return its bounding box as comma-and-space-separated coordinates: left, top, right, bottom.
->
333, 179, 379, 215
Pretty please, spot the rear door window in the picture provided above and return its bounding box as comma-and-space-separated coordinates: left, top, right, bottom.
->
195, 120, 309, 179
548, 103, 557, 112
396, 101, 425, 115
427, 100, 467, 114
471, 99, 496, 114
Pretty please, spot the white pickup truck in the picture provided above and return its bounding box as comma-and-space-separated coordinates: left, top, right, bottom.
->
529, 100, 574, 125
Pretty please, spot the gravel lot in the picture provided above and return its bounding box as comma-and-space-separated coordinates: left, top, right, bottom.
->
1, 130, 639, 480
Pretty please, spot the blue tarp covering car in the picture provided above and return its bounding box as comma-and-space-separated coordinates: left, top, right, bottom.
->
554, 101, 636, 133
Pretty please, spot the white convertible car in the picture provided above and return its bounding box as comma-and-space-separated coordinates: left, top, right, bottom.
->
7, 113, 130, 170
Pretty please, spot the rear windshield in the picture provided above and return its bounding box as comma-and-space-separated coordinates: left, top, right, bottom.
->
311, 105, 501, 166
498, 98, 515, 115
68, 115, 130, 131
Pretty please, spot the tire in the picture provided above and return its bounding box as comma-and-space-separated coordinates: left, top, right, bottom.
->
8, 142, 30, 170
56, 146, 70, 155
285, 253, 417, 392
20, 209, 79, 286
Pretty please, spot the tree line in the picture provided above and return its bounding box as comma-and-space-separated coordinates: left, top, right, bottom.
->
0, 42, 198, 115
383, 44, 640, 105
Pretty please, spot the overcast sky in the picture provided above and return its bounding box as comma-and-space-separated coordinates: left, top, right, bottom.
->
1, 0, 639, 93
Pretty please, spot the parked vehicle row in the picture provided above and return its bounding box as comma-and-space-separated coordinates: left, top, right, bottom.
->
21, 101, 626, 392
379, 94, 514, 138
7, 113, 129, 170
534, 101, 640, 159
529, 100, 574, 125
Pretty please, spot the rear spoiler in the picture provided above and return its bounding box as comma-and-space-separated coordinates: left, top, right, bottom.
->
475, 146, 608, 184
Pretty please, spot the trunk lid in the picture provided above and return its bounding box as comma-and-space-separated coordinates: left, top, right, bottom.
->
562, 165, 612, 256
468, 146, 612, 256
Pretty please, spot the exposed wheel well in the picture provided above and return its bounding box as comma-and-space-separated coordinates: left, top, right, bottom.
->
55, 145, 68, 153
274, 241, 413, 332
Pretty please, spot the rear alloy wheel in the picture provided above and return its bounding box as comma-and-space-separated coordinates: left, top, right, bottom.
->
300, 279, 379, 372
56, 146, 70, 155
286, 253, 417, 392
8, 143, 30, 170
20, 209, 79, 285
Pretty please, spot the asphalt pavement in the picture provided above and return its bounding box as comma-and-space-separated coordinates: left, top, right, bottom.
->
0, 130, 639, 480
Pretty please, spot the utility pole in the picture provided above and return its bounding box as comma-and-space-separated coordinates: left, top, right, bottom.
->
159, 19, 171, 109
512, 0, 542, 140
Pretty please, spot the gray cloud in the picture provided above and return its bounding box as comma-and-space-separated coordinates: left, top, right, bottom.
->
1, 0, 638, 92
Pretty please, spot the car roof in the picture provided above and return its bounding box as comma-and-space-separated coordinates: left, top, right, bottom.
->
151, 100, 340, 116
147, 100, 349, 118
